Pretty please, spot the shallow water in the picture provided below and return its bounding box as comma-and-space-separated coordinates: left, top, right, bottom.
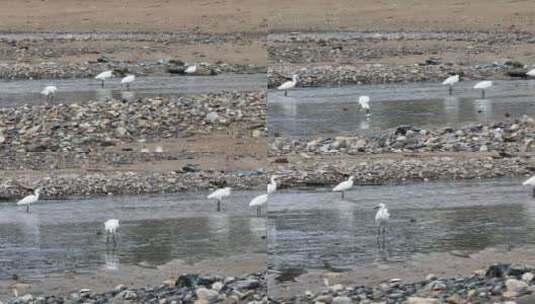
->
0, 73, 265, 107
0, 191, 266, 280
268, 80, 535, 137
268, 177, 535, 271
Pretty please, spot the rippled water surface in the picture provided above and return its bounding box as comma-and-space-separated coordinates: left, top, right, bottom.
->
0, 73, 265, 107
0, 191, 266, 280
268, 80, 535, 137
268, 177, 535, 271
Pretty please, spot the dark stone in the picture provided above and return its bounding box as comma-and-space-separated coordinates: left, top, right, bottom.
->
507, 68, 529, 78
485, 263, 510, 278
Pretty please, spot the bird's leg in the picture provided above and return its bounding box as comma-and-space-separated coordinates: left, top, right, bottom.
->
101, 80, 104, 88
26, 205, 29, 213
258, 206, 261, 217
284, 90, 287, 96
532, 187, 535, 198
217, 200, 221, 212
112, 233, 117, 248
106, 233, 110, 244
341, 191, 344, 199
449, 86, 452, 95
127, 84, 130, 90
482, 90, 485, 99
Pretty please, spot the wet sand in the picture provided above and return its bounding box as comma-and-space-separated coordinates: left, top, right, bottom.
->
269, 246, 535, 299
0, 253, 266, 301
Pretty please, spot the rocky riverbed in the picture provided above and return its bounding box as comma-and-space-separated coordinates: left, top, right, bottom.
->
6, 272, 266, 304
269, 117, 535, 156
275, 264, 535, 304
268, 31, 535, 87
0, 90, 265, 152
0, 31, 266, 80
268, 117, 535, 187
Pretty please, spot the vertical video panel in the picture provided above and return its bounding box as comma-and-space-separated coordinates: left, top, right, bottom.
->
266, 2, 535, 302
0, 2, 268, 302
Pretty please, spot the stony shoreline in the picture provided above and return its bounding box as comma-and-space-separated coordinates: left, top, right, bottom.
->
268, 118, 535, 188
0, 91, 265, 152
275, 264, 535, 304
6, 272, 266, 304
267, 30, 535, 87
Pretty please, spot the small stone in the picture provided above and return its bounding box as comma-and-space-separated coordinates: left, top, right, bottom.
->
406, 297, 439, 304
332, 296, 351, 304
522, 272, 534, 283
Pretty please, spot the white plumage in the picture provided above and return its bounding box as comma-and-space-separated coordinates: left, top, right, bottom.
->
95, 70, 113, 87
358, 95, 370, 116
154, 146, 163, 153
375, 203, 390, 246
104, 219, 120, 234
208, 187, 231, 211
249, 193, 268, 216
267, 176, 278, 194
185, 64, 197, 74
332, 176, 354, 199
375, 203, 390, 226
523, 176, 535, 198
121, 75, 135, 89
527, 69, 535, 77
277, 75, 298, 96
442, 75, 459, 95
474, 80, 493, 98
17, 189, 40, 213
104, 219, 120, 246
474, 81, 493, 89
41, 86, 57, 102
442, 75, 459, 86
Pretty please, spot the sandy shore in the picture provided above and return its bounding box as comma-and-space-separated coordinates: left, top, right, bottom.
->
269, 246, 535, 301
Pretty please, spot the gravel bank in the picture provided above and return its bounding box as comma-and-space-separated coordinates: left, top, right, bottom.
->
276, 264, 535, 304
0, 91, 265, 152
268, 31, 535, 87
7, 272, 266, 304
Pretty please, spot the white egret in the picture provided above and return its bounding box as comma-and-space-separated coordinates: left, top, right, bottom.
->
473, 81, 493, 98
41, 86, 57, 103
95, 70, 113, 87
277, 74, 298, 96
121, 75, 136, 89
522, 176, 535, 197
375, 203, 390, 246
185, 64, 198, 74
154, 146, 163, 153
527, 69, 535, 77
249, 193, 268, 217
17, 188, 41, 213
358, 95, 370, 117
104, 219, 120, 245
332, 176, 354, 199
442, 75, 459, 95
207, 187, 232, 212
267, 176, 278, 194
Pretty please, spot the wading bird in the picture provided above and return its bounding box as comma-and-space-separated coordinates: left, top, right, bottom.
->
375, 203, 390, 247
17, 188, 41, 213
121, 75, 136, 89
104, 219, 120, 246
442, 74, 459, 95
527, 69, 535, 77
207, 187, 232, 212
267, 176, 278, 194
249, 193, 268, 217
522, 176, 535, 197
278, 74, 298, 96
95, 70, 113, 87
332, 176, 354, 199
185, 64, 197, 74
358, 95, 370, 117
473, 80, 493, 98
41, 86, 57, 103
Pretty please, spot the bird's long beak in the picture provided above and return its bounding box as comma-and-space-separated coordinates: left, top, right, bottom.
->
373, 206, 380, 209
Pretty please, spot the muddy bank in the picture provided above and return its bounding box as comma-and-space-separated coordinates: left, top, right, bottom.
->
270, 256, 535, 303
0, 254, 266, 303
